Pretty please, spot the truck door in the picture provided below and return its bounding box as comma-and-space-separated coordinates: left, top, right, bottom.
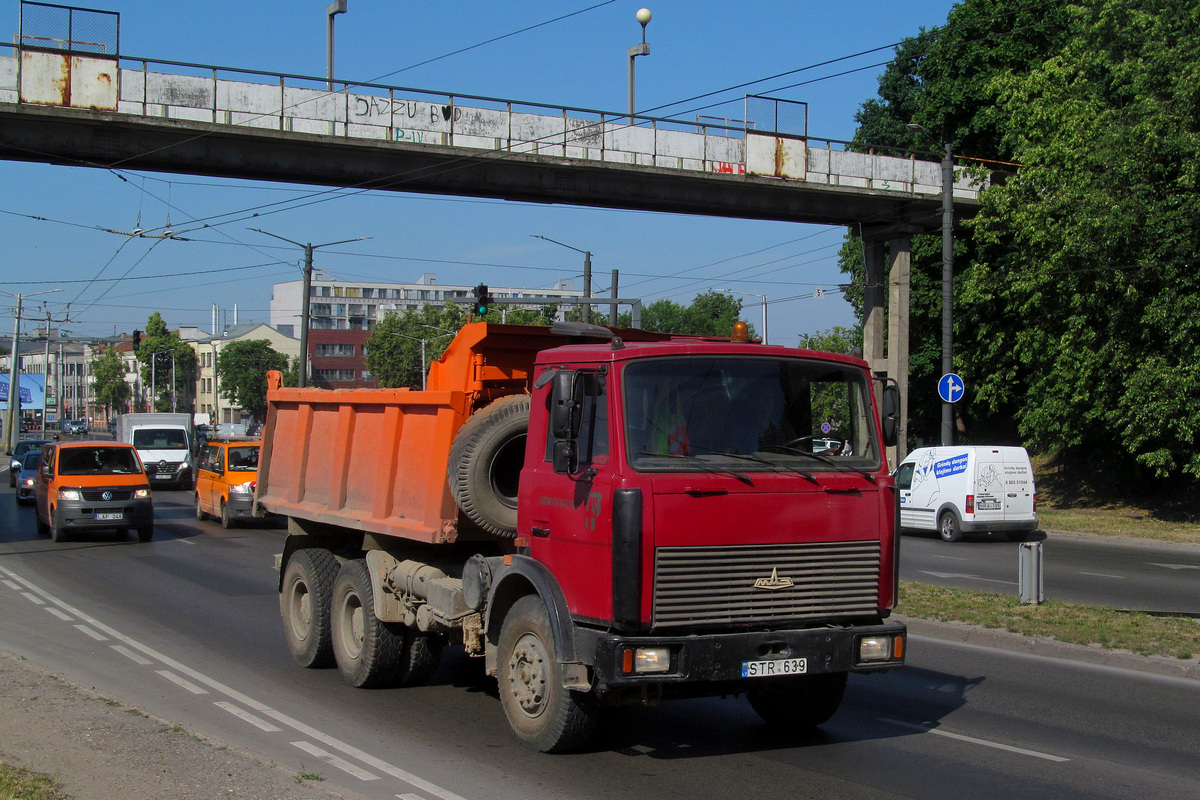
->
1001, 452, 1036, 522
972, 449, 1005, 526
521, 371, 616, 624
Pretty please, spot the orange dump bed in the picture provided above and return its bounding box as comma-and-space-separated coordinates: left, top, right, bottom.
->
256, 322, 667, 544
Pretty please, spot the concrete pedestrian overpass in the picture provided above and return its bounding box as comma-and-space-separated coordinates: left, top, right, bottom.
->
0, 32, 992, 457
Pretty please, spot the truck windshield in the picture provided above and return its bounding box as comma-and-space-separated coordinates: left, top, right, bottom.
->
623, 356, 881, 473
132, 428, 189, 450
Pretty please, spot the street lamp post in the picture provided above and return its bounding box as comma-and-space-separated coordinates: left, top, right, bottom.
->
532, 235, 593, 323
628, 8, 651, 124
907, 123, 955, 446
326, 1, 348, 91
250, 228, 369, 389
722, 289, 768, 345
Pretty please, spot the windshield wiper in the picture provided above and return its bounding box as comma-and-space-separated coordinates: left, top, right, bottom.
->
636, 451, 754, 485
694, 448, 820, 485
774, 446, 877, 483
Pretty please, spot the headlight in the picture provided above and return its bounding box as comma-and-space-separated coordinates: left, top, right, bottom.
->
621, 646, 672, 674
859, 635, 904, 662
229, 482, 254, 495
57, 489, 82, 501
134, 488, 151, 499
22, 478, 35, 487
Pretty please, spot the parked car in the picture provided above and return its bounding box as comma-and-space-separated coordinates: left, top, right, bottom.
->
8, 439, 50, 487
34, 441, 154, 543
14, 451, 42, 504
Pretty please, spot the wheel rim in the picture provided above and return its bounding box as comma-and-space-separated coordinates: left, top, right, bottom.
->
507, 631, 550, 718
286, 579, 313, 642
336, 592, 365, 660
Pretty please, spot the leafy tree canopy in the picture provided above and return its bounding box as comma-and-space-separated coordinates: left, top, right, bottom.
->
215, 339, 289, 420
91, 347, 130, 416
136, 312, 197, 412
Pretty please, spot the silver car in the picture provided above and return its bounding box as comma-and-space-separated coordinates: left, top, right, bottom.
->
15, 451, 42, 504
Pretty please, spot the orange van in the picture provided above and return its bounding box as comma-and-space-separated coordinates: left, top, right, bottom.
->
194, 439, 264, 528
35, 441, 154, 542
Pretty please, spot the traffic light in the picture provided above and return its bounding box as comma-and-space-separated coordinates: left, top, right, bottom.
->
131, 330, 141, 351
472, 283, 493, 316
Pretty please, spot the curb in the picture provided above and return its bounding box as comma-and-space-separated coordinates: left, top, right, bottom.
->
896, 614, 1200, 681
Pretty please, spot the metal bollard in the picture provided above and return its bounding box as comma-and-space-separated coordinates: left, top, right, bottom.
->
1019, 541, 1044, 605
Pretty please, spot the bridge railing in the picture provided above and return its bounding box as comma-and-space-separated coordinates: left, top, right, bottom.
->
0, 40, 991, 201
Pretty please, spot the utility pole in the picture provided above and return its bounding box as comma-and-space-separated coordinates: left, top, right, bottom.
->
532, 235, 594, 324
251, 229, 369, 389
1, 289, 60, 452
609, 269, 619, 326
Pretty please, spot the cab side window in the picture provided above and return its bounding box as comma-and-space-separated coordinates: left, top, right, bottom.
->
201, 445, 222, 473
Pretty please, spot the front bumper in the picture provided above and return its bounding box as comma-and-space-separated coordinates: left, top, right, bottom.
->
581, 620, 906, 691
145, 461, 191, 488
56, 496, 153, 530
226, 493, 256, 519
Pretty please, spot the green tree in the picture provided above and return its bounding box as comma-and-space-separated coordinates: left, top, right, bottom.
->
91, 347, 130, 417
136, 312, 197, 413
964, 0, 1200, 479
215, 340, 290, 420
616, 291, 749, 337
365, 303, 469, 389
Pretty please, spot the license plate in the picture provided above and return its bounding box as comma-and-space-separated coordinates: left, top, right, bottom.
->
742, 657, 807, 678
95, 512, 123, 521
153, 474, 172, 479
978, 499, 1001, 510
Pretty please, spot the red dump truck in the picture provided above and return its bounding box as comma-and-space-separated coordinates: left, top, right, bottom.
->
257, 320, 906, 752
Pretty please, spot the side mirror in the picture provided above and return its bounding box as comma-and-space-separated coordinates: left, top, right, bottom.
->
552, 439, 579, 475
881, 384, 900, 447
549, 370, 584, 440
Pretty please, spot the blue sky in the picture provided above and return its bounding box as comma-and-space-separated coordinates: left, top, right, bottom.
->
2, 0, 959, 346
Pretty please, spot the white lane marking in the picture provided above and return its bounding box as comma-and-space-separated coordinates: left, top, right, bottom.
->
1079, 571, 1123, 579
932, 555, 969, 561
111, 645, 153, 665
881, 718, 1070, 762
177, 538, 196, 545
291, 741, 380, 782
156, 669, 209, 695
215, 701, 281, 732
3, 579, 22, 590
74, 624, 108, 641
45, 607, 73, 621
1148, 563, 1200, 571
22, 591, 45, 605
398, 795, 428, 800
920, 571, 1017, 586
0, 563, 473, 800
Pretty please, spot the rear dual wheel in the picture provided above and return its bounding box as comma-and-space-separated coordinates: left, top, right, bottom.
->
280, 548, 339, 668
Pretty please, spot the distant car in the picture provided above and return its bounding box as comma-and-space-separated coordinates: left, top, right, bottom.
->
63, 419, 89, 435
14, 451, 42, 504
8, 439, 50, 487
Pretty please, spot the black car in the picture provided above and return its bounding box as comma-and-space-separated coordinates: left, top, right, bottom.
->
8, 439, 50, 487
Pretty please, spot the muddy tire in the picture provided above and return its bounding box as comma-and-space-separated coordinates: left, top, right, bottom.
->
280, 548, 338, 668
497, 595, 598, 752
330, 559, 405, 688
747, 672, 847, 728
394, 630, 444, 686
448, 395, 529, 538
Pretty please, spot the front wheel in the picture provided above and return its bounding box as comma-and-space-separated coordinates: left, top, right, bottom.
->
280, 548, 338, 668
50, 507, 67, 543
330, 559, 405, 688
136, 524, 154, 542
220, 501, 235, 529
194, 493, 208, 521
939, 511, 963, 542
747, 672, 848, 728
497, 595, 598, 753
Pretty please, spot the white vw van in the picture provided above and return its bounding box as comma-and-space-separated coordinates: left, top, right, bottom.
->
894, 446, 1037, 542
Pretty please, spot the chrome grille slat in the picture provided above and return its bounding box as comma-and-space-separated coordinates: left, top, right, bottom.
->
652, 540, 881, 627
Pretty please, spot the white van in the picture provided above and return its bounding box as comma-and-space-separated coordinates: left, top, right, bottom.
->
894, 446, 1037, 542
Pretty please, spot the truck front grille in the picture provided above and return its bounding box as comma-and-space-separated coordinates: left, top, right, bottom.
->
652, 540, 881, 628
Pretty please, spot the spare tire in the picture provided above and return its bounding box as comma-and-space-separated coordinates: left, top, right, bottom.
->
448, 395, 530, 537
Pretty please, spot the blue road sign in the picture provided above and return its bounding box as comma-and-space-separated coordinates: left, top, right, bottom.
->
938, 373, 965, 404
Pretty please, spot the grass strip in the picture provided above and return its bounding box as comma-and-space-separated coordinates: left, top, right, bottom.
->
898, 582, 1200, 660
0, 759, 66, 800
1038, 508, 1200, 544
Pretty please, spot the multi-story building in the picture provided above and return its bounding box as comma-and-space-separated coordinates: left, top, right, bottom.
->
269, 272, 582, 335
188, 323, 300, 425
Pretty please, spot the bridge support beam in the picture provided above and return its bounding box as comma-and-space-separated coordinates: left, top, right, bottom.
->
862, 231, 912, 469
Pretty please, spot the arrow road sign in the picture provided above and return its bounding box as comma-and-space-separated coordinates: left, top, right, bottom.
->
938, 373, 965, 404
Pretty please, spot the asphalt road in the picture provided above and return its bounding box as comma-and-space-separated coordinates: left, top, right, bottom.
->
0, 486, 1198, 799
899, 530, 1200, 613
